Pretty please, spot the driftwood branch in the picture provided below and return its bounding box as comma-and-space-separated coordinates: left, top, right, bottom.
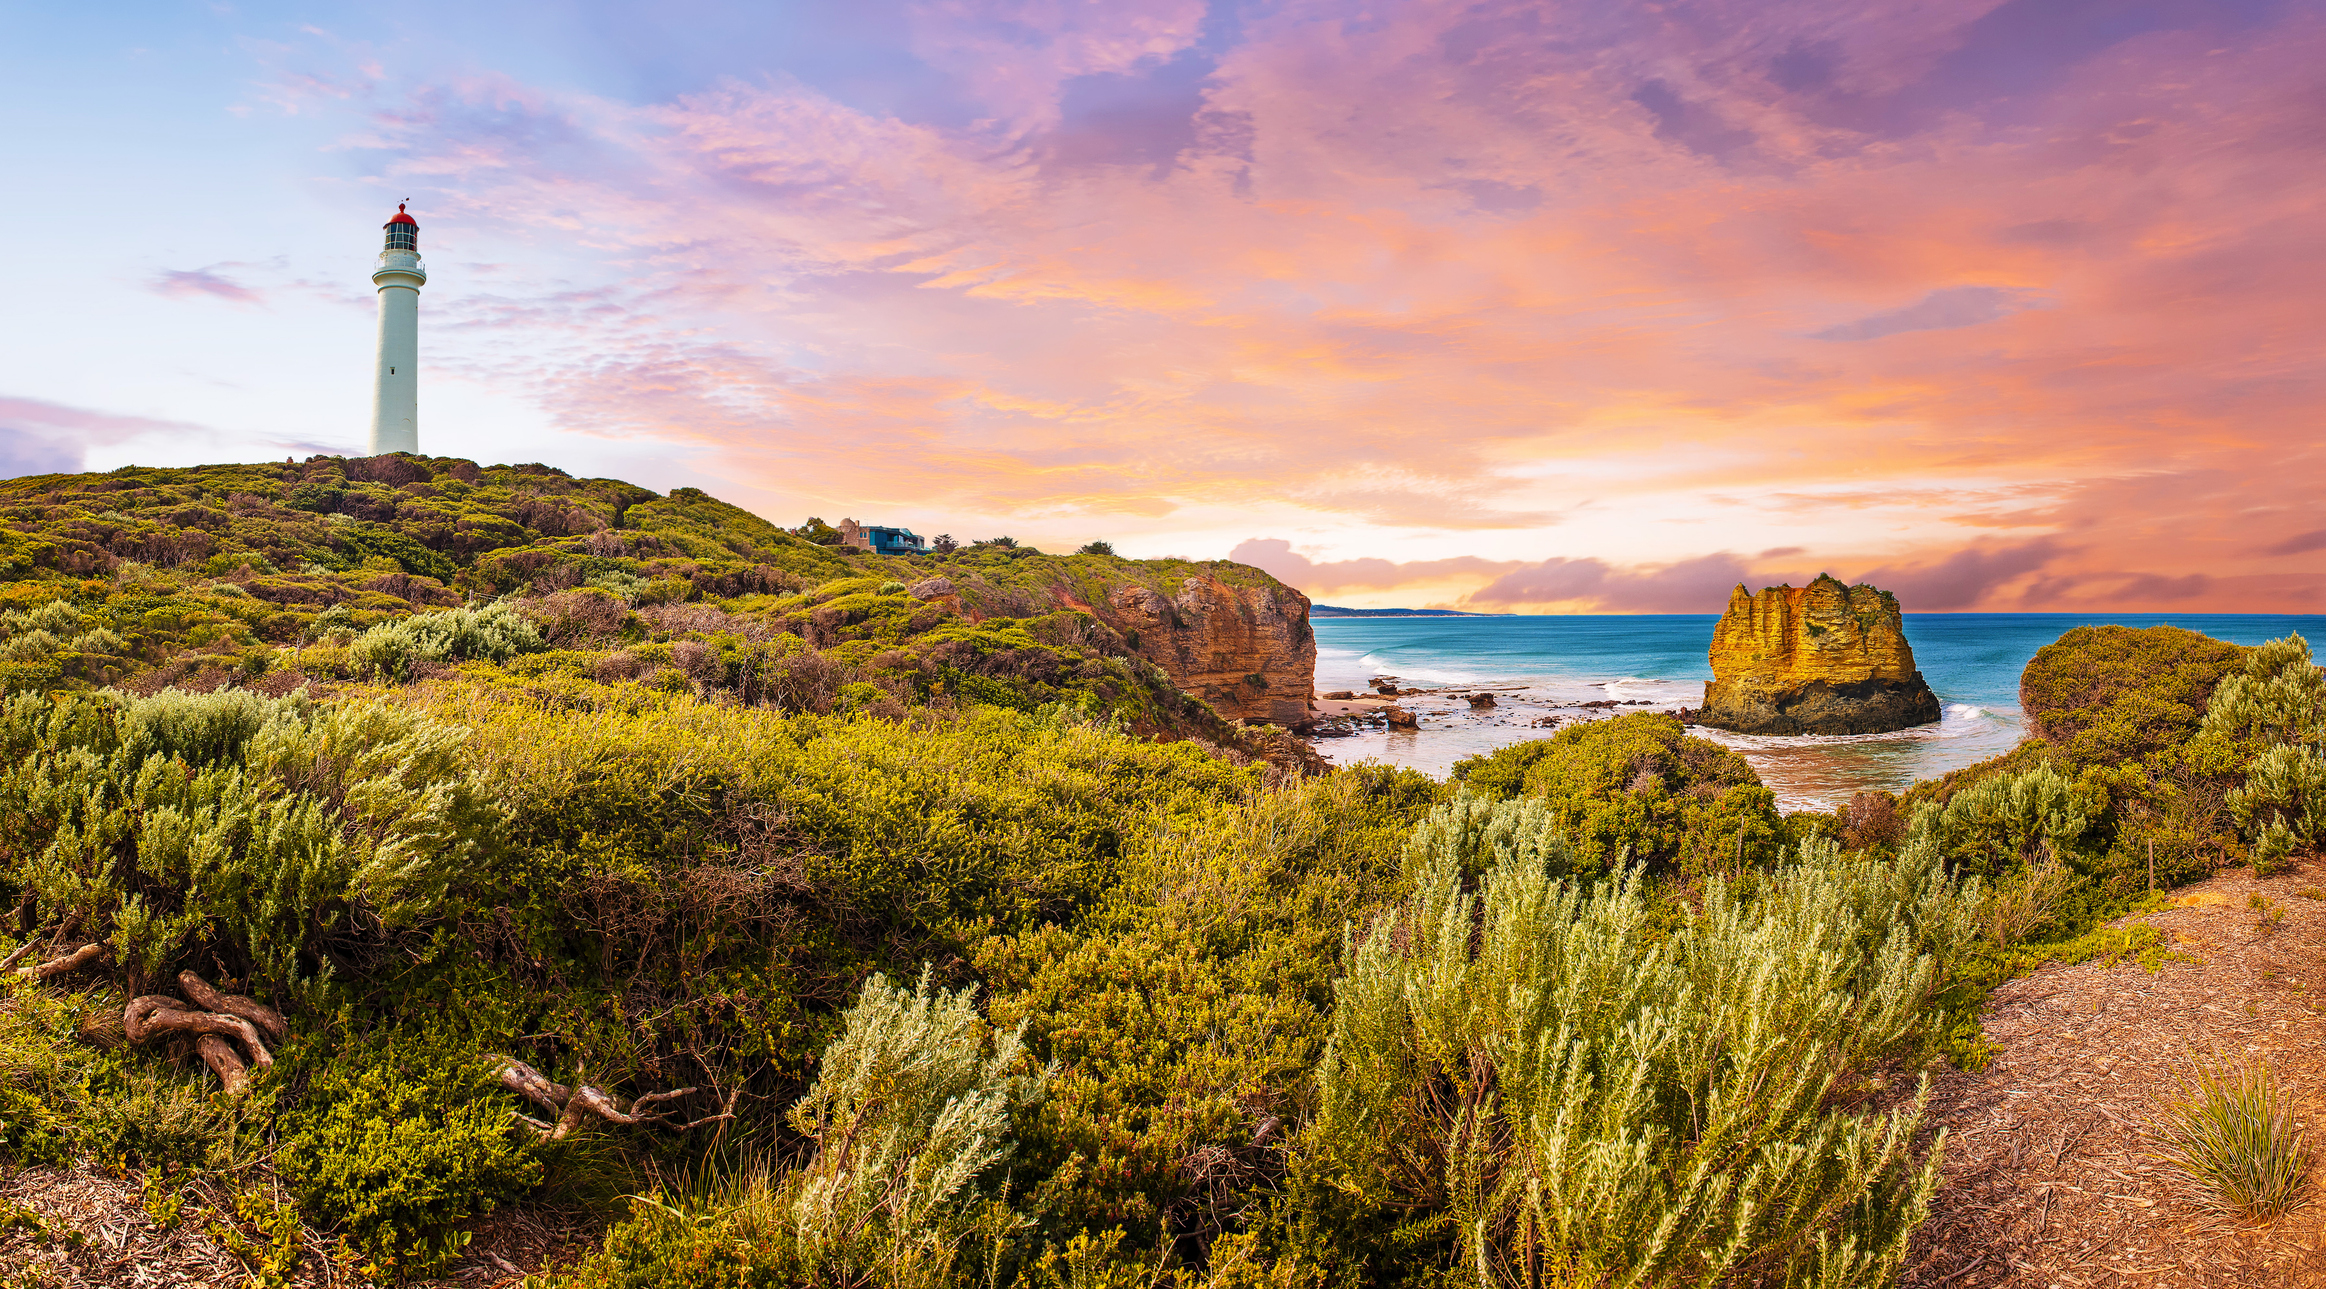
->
122, 999, 273, 1069
490, 1056, 738, 1141
493, 1056, 573, 1117
121, 978, 284, 1095
176, 971, 289, 1044
0, 938, 41, 973
674, 1091, 743, 1132
195, 1034, 250, 1096
28, 941, 106, 980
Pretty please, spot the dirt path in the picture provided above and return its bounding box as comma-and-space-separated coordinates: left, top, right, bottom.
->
1900, 862, 2326, 1288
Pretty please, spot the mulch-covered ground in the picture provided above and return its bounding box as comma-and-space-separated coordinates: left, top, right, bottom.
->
0, 1160, 584, 1287
0, 1163, 312, 1288
1899, 861, 2326, 1288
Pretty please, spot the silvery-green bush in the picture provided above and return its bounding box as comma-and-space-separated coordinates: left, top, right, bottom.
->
348, 600, 544, 681
0, 687, 497, 1001
1906, 762, 2105, 877
2201, 634, 2325, 869
555, 969, 1049, 1289
782, 969, 1050, 1288
1307, 794, 1977, 1287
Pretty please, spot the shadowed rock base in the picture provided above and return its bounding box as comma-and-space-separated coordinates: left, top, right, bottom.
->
1692, 675, 1942, 735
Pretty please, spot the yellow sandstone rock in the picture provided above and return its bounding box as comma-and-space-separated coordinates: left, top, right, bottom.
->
1693, 574, 1941, 735
1709, 576, 1918, 686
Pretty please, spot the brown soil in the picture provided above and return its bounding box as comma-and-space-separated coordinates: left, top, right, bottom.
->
1900, 861, 2326, 1288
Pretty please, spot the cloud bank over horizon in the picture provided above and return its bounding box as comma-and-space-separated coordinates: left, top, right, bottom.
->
5, 0, 2324, 612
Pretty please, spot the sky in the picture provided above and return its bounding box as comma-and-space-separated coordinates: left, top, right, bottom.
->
2, 0, 2322, 613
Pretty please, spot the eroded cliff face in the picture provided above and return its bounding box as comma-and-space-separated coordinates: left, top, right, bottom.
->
1103, 574, 1317, 726
1694, 575, 1940, 735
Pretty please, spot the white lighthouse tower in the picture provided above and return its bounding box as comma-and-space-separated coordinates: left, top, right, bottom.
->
367, 203, 426, 455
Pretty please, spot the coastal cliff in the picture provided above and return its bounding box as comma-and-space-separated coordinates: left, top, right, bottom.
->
908, 563, 1317, 724
1102, 576, 1315, 725
1692, 575, 1940, 735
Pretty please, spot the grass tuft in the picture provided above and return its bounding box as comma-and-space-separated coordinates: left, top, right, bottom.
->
2152, 1061, 2310, 1221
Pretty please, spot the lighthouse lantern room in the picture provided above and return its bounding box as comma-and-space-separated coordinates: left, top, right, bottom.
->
368, 203, 426, 455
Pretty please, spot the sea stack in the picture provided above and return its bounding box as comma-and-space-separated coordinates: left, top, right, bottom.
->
1692, 575, 1941, 735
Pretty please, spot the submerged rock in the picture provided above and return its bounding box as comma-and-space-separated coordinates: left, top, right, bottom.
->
1694, 575, 1940, 735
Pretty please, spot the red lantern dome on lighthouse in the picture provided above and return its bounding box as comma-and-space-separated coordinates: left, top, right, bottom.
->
382, 202, 418, 251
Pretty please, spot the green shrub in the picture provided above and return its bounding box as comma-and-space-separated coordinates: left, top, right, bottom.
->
2020, 625, 2248, 767
448, 693, 1255, 950
2201, 634, 2324, 871
275, 1028, 542, 1280
783, 970, 1048, 1284
0, 973, 91, 1166
1288, 797, 1977, 1286
552, 971, 1046, 1289
1906, 624, 2290, 915
1907, 761, 2107, 879
80, 1066, 226, 1173
349, 600, 544, 680
1450, 713, 1782, 876
340, 524, 460, 581
978, 766, 1436, 1256
0, 688, 497, 999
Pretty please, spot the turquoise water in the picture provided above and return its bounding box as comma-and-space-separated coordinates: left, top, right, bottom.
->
1311, 613, 2326, 810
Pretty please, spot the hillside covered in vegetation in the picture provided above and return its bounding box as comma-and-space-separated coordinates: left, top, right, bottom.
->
0, 454, 1320, 762
0, 461, 2319, 1287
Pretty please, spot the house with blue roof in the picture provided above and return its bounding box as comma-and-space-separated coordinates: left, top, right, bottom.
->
838, 518, 928, 556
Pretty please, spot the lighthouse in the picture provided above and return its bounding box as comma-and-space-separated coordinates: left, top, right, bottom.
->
367, 203, 426, 455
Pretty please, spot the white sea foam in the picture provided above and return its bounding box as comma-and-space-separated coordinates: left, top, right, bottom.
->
1331, 651, 1492, 685
1396, 665, 1489, 684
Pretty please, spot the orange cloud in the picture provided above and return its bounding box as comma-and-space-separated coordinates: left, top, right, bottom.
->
327, 0, 2325, 610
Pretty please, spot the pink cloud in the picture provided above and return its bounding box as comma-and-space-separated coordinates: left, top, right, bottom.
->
1228, 539, 1521, 595
151, 266, 266, 306
906, 0, 1210, 134
0, 397, 213, 479
286, 0, 2326, 610
1850, 539, 2065, 611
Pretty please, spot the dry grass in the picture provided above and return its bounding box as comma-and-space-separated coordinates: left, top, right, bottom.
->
1899, 860, 2326, 1288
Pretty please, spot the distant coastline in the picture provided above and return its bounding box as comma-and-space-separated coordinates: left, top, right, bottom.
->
1311, 605, 1503, 618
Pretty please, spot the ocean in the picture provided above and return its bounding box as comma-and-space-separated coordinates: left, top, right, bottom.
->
1309, 613, 2326, 811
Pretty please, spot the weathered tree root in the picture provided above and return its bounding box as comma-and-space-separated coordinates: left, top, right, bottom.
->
491, 1056, 740, 1142
177, 971, 289, 1044
26, 942, 106, 980
195, 1034, 250, 1096
120, 975, 281, 1095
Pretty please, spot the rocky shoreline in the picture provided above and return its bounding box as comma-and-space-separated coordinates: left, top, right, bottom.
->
1298, 675, 1669, 739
